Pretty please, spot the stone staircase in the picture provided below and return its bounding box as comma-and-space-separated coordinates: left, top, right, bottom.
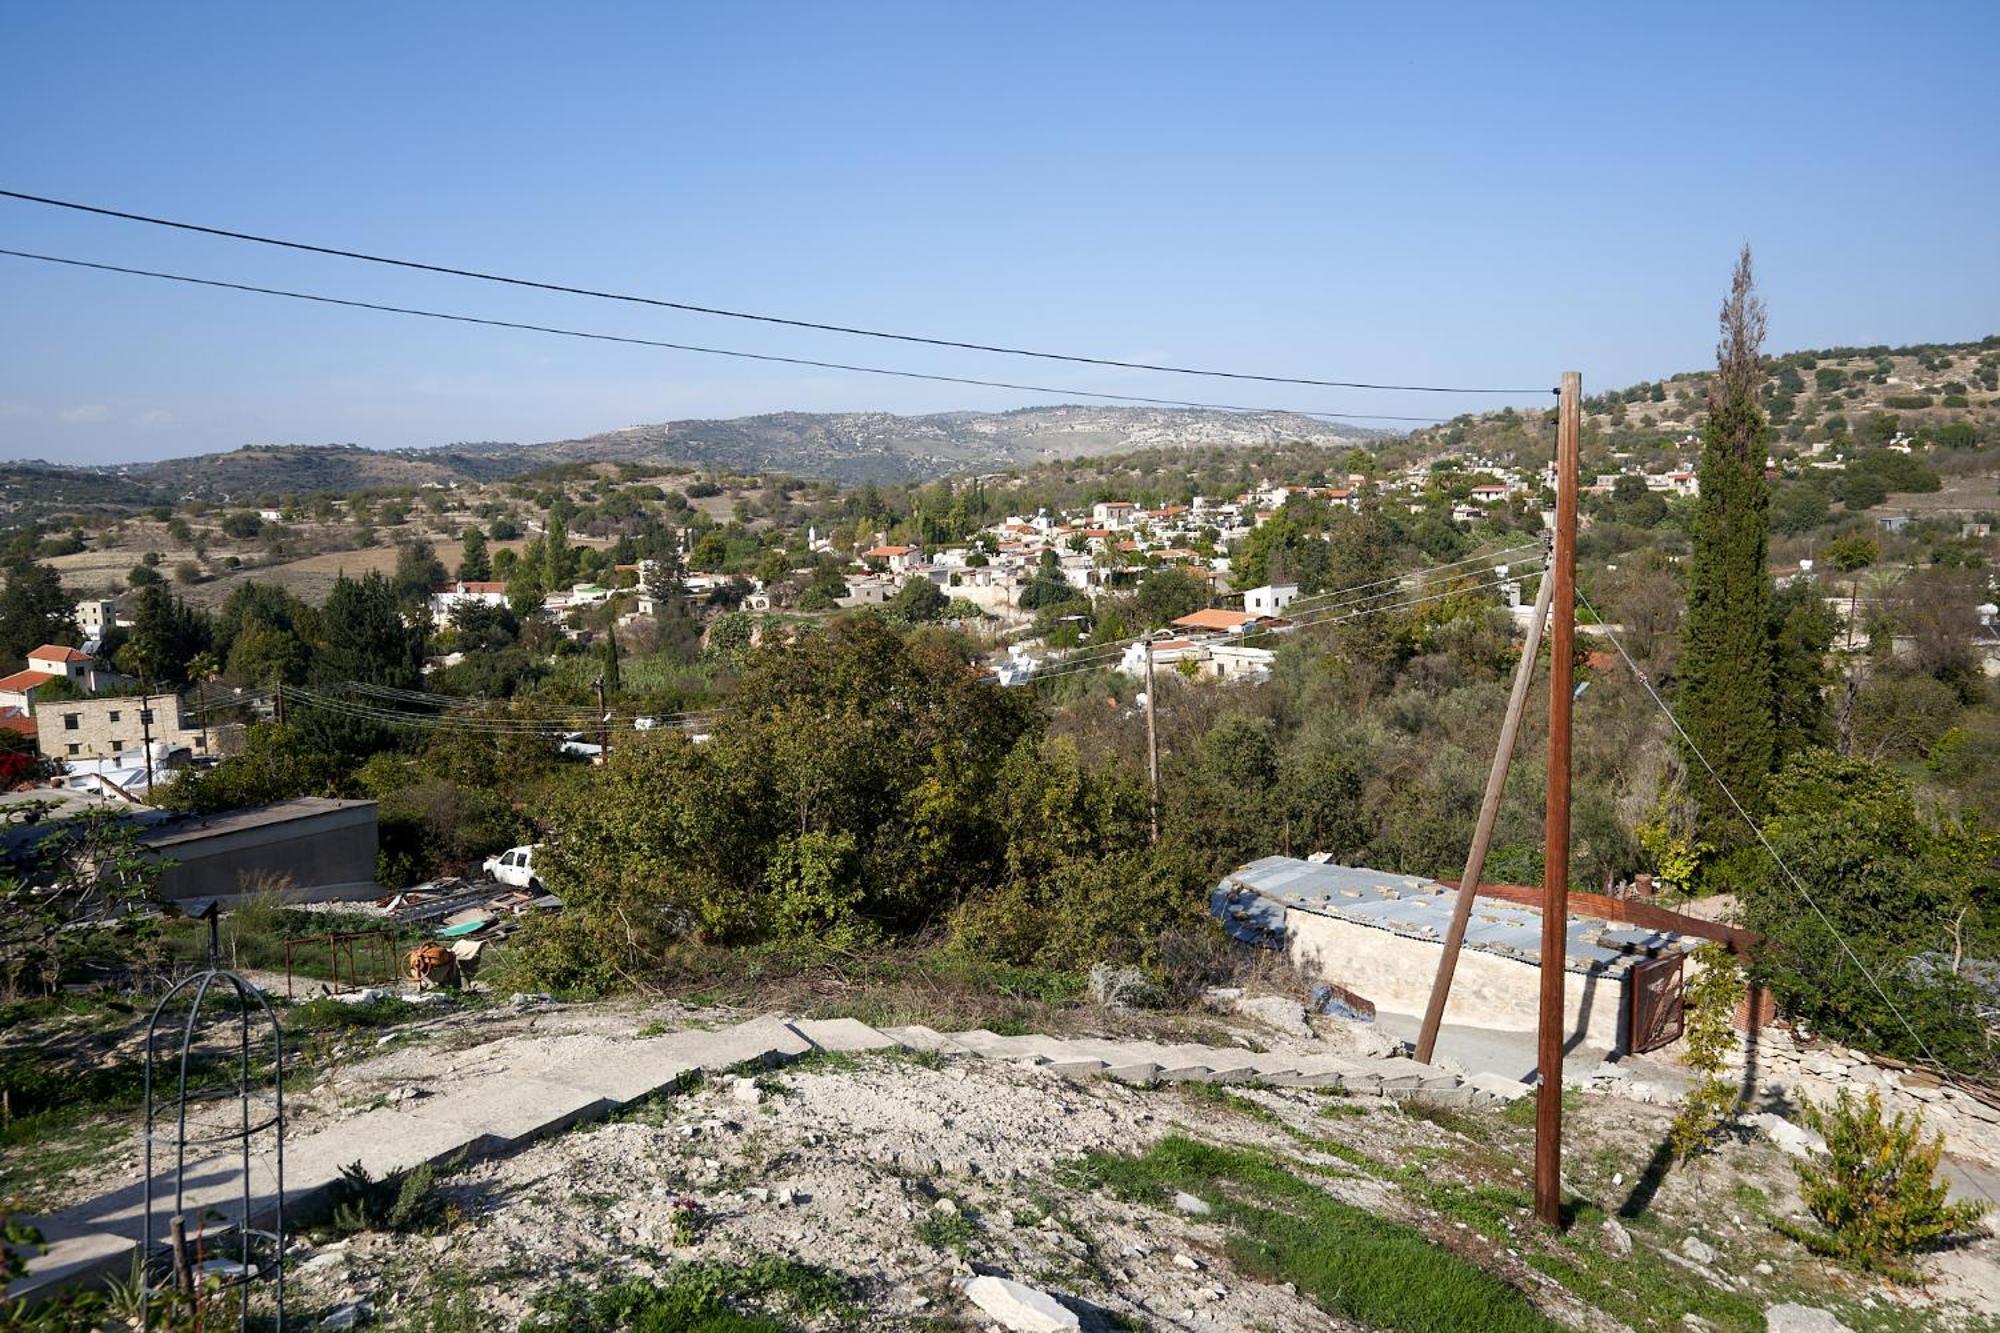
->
10, 1012, 1524, 1304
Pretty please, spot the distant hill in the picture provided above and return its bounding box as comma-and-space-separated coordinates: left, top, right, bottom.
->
5, 406, 1378, 509
432, 405, 1380, 486
1400, 335, 2000, 471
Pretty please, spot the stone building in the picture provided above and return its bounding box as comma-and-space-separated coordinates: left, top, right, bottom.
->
35, 693, 211, 764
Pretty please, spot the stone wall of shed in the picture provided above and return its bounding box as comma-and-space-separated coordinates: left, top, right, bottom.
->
1283, 908, 1628, 1051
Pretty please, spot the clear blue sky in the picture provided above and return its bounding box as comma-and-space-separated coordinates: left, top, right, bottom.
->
3, 2, 1996, 465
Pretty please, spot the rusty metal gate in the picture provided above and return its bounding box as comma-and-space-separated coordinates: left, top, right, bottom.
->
1628, 952, 1687, 1053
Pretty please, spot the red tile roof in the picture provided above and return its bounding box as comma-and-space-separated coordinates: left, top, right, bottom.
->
1172, 609, 1264, 632
864, 545, 915, 558
28, 645, 91, 663
0, 670, 58, 693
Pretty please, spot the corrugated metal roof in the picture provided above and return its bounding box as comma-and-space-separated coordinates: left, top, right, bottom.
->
1212, 856, 1691, 978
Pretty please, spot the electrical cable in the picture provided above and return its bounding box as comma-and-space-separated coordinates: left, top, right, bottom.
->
1025, 549, 1542, 677
0, 188, 1546, 396
1023, 567, 1537, 686
0, 248, 1446, 425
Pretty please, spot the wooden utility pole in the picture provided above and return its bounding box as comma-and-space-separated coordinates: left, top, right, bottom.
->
593, 678, 610, 763
1536, 371, 1581, 1227
1143, 639, 1160, 843
1415, 562, 1557, 1063
139, 690, 156, 794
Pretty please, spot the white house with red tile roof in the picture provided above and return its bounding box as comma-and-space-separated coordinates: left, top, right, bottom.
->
26, 645, 92, 680
0, 669, 59, 714
862, 544, 921, 574
1172, 608, 1272, 635
430, 580, 510, 619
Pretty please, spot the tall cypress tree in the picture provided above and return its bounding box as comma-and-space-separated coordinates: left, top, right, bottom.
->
1679, 246, 1776, 826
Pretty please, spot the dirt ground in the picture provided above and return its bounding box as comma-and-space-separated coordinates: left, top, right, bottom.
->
253, 997, 1999, 1332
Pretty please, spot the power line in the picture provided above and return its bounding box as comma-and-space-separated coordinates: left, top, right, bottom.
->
0, 248, 1447, 425
1027, 547, 1543, 677
0, 188, 1546, 396
1578, 587, 2000, 1185
1025, 566, 1538, 686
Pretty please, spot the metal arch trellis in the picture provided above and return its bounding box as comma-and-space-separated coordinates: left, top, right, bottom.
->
141, 925, 286, 1331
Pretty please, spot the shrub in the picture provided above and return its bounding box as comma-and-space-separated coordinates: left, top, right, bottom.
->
327, 1158, 450, 1236
1668, 943, 1744, 1158
1781, 1089, 1986, 1279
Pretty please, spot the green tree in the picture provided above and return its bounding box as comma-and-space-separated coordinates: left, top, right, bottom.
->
0, 556, 77, 662
391, 537, 447, 612
1679, 247, 1776, 827
118, 584, 212, 687
541, 514, 578, 592
314, 573, 422, 690
888, 576, 948, 623
1745, 751, 1995, 1072
601, 630, 622, 691
1017, 550, 1074, 611
1135, 568, 1207, 628
456, 526, 491, 581
1768, 579, 1837, 767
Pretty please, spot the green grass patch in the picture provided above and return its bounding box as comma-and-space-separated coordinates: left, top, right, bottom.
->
527, 1255, 853, 1332
913, 1204, 977, 1257
1067, 1134, 1553, 1332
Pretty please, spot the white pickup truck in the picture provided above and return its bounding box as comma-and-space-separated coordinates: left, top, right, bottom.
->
481, 844, 543, 890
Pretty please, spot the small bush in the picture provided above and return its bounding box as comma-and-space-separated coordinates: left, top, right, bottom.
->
1780, 1089, 1987, 1279
1668, 944, 1744, 1158
326, 1158, 450, 1236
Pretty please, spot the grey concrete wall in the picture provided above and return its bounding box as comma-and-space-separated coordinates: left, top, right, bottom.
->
149, 810, 378, 903
1284, 908, 1627, 1051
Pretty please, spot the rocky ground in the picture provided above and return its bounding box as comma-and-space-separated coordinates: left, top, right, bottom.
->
260, 997, 1998, 1333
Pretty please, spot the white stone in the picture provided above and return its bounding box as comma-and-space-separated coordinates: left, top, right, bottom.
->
1173, 1191, 1213, 1217
1173, 1252, 1202, 1271
1234, 994, 1313, 1039
963, 1275, 1081, 1333
1749, 1112, 1825, 1160
1765, 1304, 1853, 1333
319, 1304, 371, 1331
1600, 1218, 1632, 1257
1681, 1235, 1717, 1265
729, 1076, 765, 1105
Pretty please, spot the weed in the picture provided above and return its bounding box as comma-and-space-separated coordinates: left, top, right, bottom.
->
391, 1263, 495, 1332
1068, 1134, 1553, 1331
1501, 1086, 1579, 1128
913, 1203, 977, 1257
324, 1157, 456, 1237
528, 1254, 852, 1332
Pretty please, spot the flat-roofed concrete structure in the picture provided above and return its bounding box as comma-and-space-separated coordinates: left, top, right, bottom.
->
141, 797, 379, 903
1212, 856, 1695, 1054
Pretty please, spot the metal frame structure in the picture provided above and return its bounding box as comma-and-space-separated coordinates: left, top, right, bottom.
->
142, 961, 286, 1330
281, 927, 398, 999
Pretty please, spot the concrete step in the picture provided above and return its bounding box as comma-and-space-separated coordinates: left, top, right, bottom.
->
787, 1017, 898, 1054
9, 1013, 820, 1305
876, 1024, 970, 1053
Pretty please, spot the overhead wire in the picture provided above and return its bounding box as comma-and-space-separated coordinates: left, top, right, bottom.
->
1024, 545, 1543, 678
1577, 586, 2000, 1192
0, 249, 1448, 426
0, 188, 1546, 396
1025, 566, 1539, 687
